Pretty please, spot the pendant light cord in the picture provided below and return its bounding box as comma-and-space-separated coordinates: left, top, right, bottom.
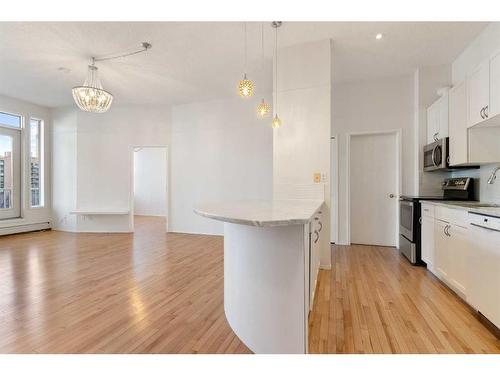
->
244, 22, 248, 74
275, 24, 278, 113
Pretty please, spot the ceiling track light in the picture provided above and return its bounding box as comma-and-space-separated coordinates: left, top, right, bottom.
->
238, 22, 255, 98
72, 42, 152, 113
271, 21, 282, 128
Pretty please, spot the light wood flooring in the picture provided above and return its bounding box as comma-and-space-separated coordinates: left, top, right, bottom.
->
308, 244, 500, 353
0, 216, 250, 353
1, 217, 499, 353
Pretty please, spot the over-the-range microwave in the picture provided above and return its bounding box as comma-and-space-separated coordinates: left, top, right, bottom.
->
423, 138, 448, 172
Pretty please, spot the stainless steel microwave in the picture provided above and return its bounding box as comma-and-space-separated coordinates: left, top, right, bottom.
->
423, 138, 448, 172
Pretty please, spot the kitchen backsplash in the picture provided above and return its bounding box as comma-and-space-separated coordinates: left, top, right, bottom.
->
452, 164, 500, 203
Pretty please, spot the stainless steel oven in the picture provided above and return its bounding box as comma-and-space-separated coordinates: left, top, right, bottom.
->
399, 199, 414, 241
423, 138, 448, 172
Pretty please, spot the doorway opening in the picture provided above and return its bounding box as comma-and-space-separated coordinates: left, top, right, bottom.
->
347, 130, 401, 247
132, 146, 168, 233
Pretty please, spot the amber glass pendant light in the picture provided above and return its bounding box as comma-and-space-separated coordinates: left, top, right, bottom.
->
271, 21, 282, 128
256, 22, 271, 118
238, 22, 255, 98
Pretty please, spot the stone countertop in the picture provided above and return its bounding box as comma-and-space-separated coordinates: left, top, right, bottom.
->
194, 199, 324, 227
423, 200, 500, 218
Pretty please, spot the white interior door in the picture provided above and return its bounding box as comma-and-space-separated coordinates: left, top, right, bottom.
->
0, 126, 21, 219
350, 132, 398, 246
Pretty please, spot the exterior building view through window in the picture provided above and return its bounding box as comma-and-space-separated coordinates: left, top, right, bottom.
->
30, 118, 42, 207
0, 135, 13, 209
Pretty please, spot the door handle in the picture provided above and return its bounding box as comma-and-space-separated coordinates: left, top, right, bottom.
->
389, 194, 396, 198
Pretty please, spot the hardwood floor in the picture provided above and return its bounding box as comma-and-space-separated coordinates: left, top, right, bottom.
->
0, 216, 250, 354
308, 244, 500, 354
1, 220, 499, 353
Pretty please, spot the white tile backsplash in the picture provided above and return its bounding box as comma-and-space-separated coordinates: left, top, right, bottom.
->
452, 164, 500, 203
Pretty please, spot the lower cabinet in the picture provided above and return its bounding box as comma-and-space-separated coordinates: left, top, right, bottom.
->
434, 219, 468, 298
309, 210, 323, 310
421, 215, 435, 270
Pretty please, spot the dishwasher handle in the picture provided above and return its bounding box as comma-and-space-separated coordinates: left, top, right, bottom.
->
470, 223, 500, 233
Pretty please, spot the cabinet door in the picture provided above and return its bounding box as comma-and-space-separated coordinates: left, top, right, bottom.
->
434, 220, 450, 281
447, 224, 468, 297
421, 216, 435, 271
467, 62, 490, 127
438, 94, 449, 139
449, 82, 468, 166
427, 103, 439, 143
490, 52, 500, 118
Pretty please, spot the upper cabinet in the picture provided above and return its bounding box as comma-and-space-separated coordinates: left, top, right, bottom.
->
467, 52, 500, 127
449, 82, 468, 166
467, 62, 490, 127
426, 91, 449, 144
490, 52, 500, 119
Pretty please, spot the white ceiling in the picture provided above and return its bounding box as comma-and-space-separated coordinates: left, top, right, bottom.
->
0, 22, 489, 108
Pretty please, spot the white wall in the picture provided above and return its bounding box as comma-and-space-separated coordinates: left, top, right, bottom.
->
133, 147, 167, 216
51, 107, 77, 231
170, 96, 273, 235
333, 74, 415, 245
52, 105, 170, 232
273, 40, 332, 268
0, 94, 52, 235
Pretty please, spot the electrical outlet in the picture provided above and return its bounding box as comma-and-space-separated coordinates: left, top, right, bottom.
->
313, 173, 321, 183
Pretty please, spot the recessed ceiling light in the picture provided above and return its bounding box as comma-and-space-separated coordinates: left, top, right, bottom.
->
375, 33, 383, 40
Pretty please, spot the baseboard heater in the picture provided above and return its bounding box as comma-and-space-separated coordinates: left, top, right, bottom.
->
0, 222, 51, 236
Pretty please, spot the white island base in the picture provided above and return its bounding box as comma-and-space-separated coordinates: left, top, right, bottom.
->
224, 222, 309, 353
194, 200, 324, 354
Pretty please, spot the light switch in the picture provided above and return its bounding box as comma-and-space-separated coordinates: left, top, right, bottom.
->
313, 173, 321, 183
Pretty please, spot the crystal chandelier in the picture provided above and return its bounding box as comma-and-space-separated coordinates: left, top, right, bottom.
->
72, 61, 113, 113
72, 42, 152, 113
238, 22, 254, 98
271, 21, 282, 128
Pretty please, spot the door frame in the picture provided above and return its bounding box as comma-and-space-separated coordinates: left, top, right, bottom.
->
330, 135, 339, 244
130, 145, 169, 233
346, 129, 402, 247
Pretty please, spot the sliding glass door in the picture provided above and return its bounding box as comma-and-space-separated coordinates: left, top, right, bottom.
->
0, 126, 21, 219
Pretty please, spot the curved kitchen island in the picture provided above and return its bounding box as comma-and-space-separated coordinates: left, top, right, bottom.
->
194, 200, 324, 354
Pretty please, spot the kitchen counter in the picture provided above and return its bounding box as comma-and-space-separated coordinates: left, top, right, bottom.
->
194, 199, 324, 353
193, 199, 324, 227
424, 201, 500, 218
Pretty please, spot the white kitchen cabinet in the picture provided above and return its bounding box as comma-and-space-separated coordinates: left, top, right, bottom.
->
421, 215, 435, 271
426, 93, 449, 144
489, 51, 500, 119
309, 210, 323, 310
448, 81, 468, 166
434, 218, 468, 298
467, 62, 490, 127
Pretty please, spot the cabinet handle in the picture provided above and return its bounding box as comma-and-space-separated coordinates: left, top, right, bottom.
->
485, 105, 489, 118
480, 107, 485, 119
433, 132, 439, 142
314, 230, 319, 244
318, 221, 323, 232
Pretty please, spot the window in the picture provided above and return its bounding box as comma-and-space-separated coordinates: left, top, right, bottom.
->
0, 112, 22, 129
30, 118, 44, 207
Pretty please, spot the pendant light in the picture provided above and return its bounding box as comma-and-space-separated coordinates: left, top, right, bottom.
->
238, 22, 255, 97
72, 42, 152, 113
72, 58, 113, 113
271, 21, 282, 128
256, 22, 271, 118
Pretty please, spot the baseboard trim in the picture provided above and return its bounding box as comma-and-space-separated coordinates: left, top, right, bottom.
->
0, 222, 51, 236
320, 264, 332, 270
